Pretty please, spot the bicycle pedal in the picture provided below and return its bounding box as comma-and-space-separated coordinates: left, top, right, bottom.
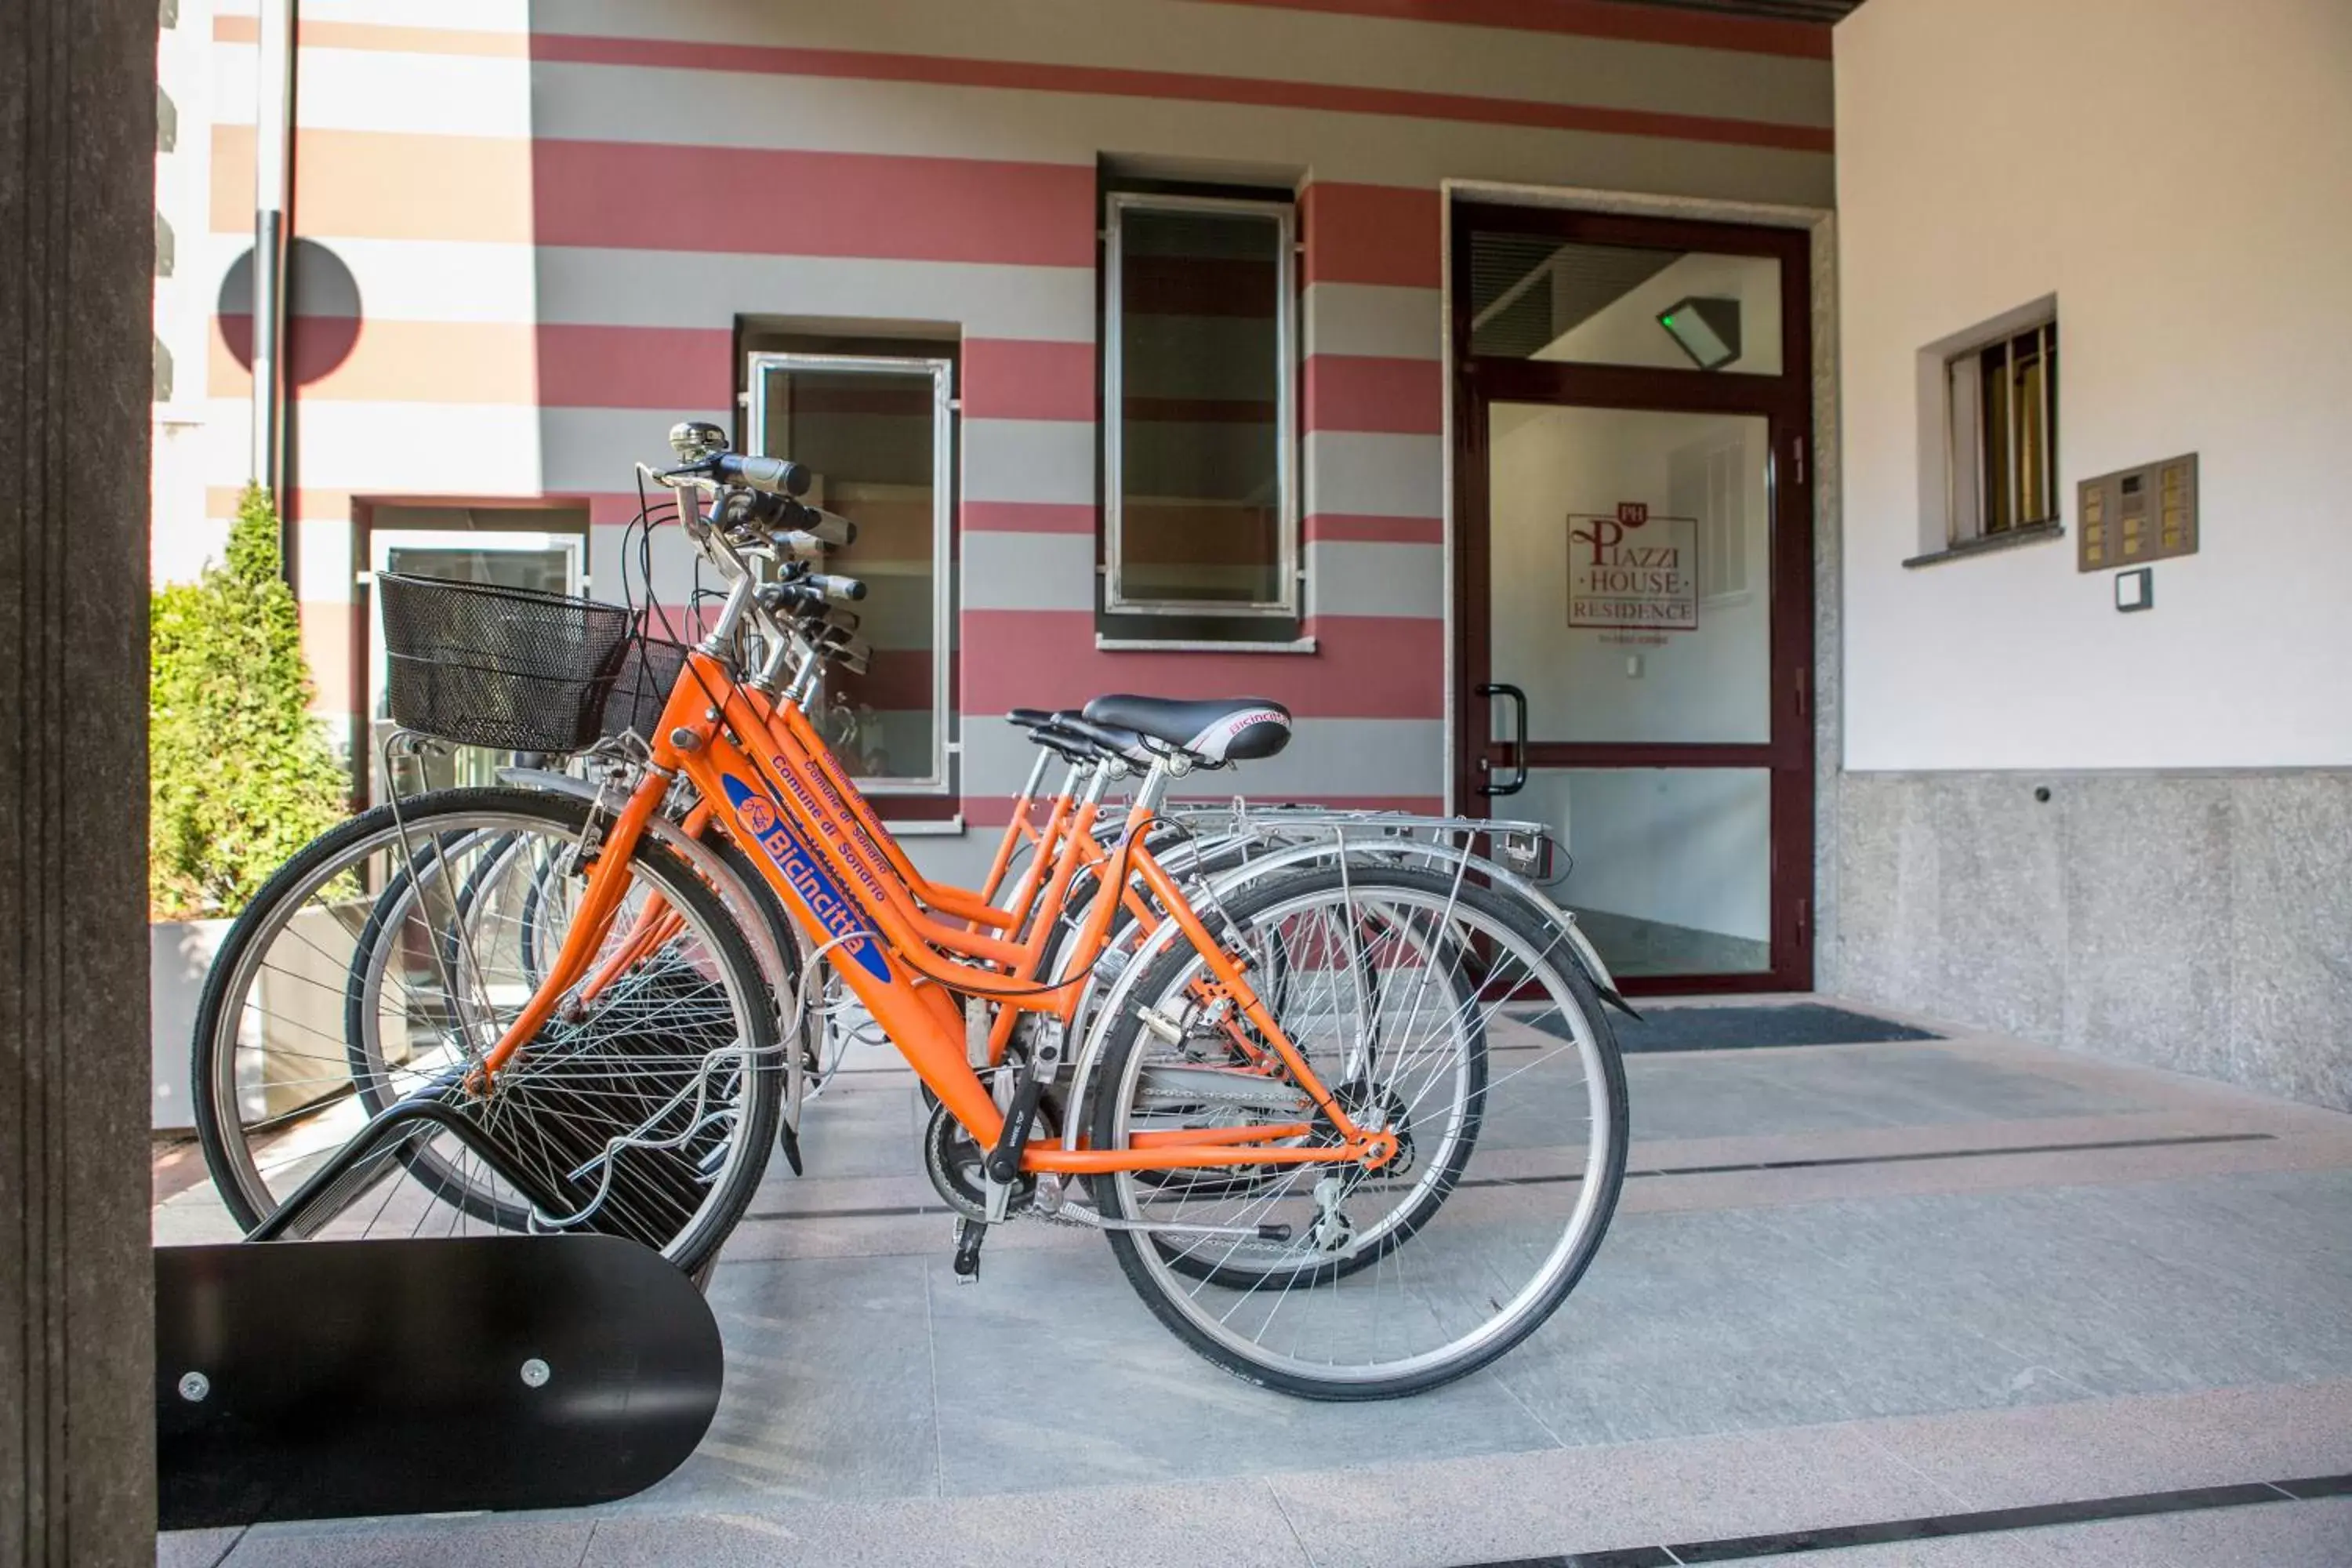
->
1137, 1006, 1186, 1046
951, 1218, 986, 1283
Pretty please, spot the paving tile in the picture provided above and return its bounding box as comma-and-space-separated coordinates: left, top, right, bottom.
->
154, 1184, 247, 1246
1265, 1421, 1955, 1568
580, 1476, 1312, 1566
920, 1244, 1562, 1495
771, 1070, 925, 1180
1745, 1178, 2352, 1399
1623, 1055, 1900, 1140
221, 1515, 594, 1567
149, 1030, 2352, 1568
615, 1251, 940, 1507
1620, 1105, 2263, 1174
1739, 1531, 2065, 1566
1483, 1204, 2079, 1446
157, 1527, 243, 1568
1856, 1379, 2352, 1508
2071, 1167, 2352, 1297
715, 1207, 1098, 1265
1992, 1495, 2352, 1568
1609, 1129, 2343, 1226
1618, 1044, 2135, 1146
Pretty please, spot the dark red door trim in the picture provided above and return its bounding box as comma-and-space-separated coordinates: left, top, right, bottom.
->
1450, 202, 1815, 994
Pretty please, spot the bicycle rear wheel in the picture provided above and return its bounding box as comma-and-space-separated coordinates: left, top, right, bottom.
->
1086, 865, 1627, 1399
192, 786, 780, 1276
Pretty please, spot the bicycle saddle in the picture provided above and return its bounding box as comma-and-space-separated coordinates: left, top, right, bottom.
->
1081, 695, 1292, 764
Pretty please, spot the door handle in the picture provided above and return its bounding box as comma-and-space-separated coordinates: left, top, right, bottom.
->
1476, 682, 1528, 797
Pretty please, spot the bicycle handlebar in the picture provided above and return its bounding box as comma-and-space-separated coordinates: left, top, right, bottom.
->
712, 452, 811, 498
760, 576, 861, 610
806, 573, 865, 604
648, 445, 874, 679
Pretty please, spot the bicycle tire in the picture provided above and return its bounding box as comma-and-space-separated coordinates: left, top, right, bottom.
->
194, 786, 781, 1276
1085, 864, 1628, 1400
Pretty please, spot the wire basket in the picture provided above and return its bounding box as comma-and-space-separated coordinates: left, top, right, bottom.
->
376, 574, 635, 753
600, 630, 691, 744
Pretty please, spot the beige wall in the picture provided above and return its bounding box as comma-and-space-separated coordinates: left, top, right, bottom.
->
1836, 0, 2352, 771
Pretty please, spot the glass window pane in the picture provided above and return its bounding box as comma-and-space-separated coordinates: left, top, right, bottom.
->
1516, 768, 1774, 978
1946, 352, 1982, 541
1979, 339, 2013, 533
1113, 202, 1288, 608
1487, 403, 1773, 746
757, 361, 942, 789
365, 518, 586, 800
1467, 234, 1782, 375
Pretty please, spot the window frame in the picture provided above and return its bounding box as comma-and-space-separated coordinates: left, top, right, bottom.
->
1101, 189, 1300, 621
746, 348, 956, 797
1943, 314, 2058, 548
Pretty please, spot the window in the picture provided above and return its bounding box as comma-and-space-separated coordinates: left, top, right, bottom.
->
155, 209, 174, 278
1102, 189, 1298, 633
1945, 318, 2057, 543
157, 85, 176, 154
748, 346, 955, 798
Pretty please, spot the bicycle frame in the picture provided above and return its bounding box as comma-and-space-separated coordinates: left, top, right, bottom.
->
474, 623, 1388, 1183
528, 719, 1151, 1068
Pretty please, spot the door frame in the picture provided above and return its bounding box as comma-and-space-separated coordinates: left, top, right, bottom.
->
1449, 202, 1816, 994
347, 495, 593, 809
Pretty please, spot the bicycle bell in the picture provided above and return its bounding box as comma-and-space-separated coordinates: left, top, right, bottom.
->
668, 419, 730, 462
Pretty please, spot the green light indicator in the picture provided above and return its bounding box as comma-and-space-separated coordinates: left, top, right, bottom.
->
1662, 314, 1677, 327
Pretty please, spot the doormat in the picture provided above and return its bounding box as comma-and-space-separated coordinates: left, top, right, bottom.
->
1526, 1002, 1941, 1054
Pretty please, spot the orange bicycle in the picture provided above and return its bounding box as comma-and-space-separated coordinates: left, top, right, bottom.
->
194, 427, 1628, 1398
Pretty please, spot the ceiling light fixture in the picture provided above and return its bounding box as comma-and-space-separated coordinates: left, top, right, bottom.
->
1658, 296, 1743, 371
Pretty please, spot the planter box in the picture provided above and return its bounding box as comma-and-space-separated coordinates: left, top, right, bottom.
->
152, 906, 363, 1133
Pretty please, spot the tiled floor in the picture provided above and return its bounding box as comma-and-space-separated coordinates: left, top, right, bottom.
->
154, 997, 2352, 1566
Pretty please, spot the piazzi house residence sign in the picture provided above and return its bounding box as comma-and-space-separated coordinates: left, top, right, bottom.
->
1567, 503, 1699, 633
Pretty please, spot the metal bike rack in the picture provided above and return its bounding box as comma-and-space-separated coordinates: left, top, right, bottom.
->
157, 1085, 726, 1529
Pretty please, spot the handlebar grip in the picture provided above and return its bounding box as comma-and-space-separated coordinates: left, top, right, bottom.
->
806, 574, 866, 604
715, 453, 812, 497
794, 506, 856, 547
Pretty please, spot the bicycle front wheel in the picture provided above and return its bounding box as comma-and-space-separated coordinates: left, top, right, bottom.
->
1086, 865, 1627, 1399
192, 786, 780, 1275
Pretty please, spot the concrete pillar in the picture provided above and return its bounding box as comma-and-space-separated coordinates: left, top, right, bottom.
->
0, 2, 160, 1563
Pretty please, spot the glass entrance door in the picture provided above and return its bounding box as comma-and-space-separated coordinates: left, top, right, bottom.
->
1454, 206, 1813, 992
1491, 402, 1778, 977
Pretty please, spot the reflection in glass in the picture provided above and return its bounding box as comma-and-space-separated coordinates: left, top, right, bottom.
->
1467, 235, 1781, 376
1111, 200, 1289, 609
1487, 404, 1772, 746
757, 362, 943, 788
1519, 768, 1773, 978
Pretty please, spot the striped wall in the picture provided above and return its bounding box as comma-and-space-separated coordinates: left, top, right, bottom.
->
190, 0, 1833, 873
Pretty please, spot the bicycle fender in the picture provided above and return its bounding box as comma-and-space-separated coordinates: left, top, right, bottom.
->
1057, 839, 1632, 1145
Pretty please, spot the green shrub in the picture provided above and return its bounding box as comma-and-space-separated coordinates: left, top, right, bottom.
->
149, 485, 350, 920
